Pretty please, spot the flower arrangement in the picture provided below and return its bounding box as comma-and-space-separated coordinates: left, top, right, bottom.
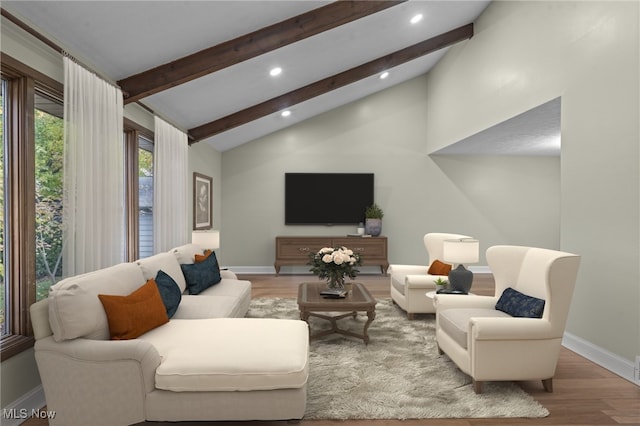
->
309, 246, 362, 289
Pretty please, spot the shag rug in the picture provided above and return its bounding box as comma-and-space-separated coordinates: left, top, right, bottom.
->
247, 297, 549, 420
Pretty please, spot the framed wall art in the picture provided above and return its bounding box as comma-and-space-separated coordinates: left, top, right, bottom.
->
193, 172, 213, 230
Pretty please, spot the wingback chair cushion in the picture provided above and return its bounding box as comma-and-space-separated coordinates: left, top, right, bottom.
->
438, 308, 511, 349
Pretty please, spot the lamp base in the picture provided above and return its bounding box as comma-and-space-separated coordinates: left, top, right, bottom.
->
448, 264, 473, 293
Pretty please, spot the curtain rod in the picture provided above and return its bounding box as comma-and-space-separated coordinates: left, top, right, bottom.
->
1, 7, 121, 89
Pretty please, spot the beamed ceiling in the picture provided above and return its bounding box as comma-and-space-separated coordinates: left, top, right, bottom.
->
2, 1, 491, 151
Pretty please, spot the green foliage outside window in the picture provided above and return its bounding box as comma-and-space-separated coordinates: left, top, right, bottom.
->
35, 108, 64, 300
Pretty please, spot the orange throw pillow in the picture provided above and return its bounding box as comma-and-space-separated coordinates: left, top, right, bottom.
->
194, 249, 212, 263
428, 259, 452, 276
98, 279, 169, 340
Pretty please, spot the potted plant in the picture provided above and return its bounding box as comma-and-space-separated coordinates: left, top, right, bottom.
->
434, 277, 448, 292
364, 203, 384, 236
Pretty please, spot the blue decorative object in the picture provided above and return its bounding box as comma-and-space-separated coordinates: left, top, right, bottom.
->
180, 251, 222, 295
495, 287, 546, 318
154, 270, 182, 318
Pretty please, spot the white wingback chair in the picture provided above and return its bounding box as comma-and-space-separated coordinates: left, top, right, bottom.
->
389, 233, 471, 319
435, 245, 580, 393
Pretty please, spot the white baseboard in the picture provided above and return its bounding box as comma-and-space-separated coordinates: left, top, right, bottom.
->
226, 265, 391, 275
227, 265, 492, 275
562, 332, 639, 386
225, 265, 275, 274
1, 385, 46, 426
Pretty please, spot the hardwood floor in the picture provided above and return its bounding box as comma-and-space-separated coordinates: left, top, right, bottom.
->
23, 274, 640, 426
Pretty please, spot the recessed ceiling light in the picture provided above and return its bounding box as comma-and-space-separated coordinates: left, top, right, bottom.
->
379, 71, 389, 80
410, 14, 423, 24
281, 110, 291, 117
270, 67, 282, 77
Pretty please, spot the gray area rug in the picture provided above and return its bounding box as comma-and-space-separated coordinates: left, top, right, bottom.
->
247, 297, 549, 420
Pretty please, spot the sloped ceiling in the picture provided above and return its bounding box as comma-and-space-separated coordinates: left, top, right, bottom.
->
431, 97, 561, 156
2, 0, 491, 151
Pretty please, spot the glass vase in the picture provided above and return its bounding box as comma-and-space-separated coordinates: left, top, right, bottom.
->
327, 274, 346, 290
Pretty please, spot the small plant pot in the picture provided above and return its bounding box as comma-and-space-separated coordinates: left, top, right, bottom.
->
365, 218, 382, 236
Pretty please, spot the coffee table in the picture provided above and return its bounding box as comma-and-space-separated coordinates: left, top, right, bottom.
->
297, 282, 376, 344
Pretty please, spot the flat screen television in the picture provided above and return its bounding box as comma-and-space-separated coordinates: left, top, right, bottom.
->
285, 173, 374, 225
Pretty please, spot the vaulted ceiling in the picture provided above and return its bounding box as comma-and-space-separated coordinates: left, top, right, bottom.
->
2, 1, 491, 151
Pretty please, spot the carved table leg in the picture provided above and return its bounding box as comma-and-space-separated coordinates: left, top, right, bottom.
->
362, 309, 376, 344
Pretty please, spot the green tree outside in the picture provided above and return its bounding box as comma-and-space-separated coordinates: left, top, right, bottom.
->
34, 108, 64, 300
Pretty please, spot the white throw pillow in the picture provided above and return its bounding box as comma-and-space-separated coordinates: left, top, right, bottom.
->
48, 263, 145, 342
137, 252, 187, 293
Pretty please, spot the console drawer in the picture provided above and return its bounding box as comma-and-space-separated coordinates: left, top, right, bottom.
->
276, 237, 333, 259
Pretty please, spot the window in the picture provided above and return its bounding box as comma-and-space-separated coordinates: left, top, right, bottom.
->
1, 54, 152, 359
1, 78, 7, 337
1, 54, 63, 360
124, 120, 154, 261
138, 136, 153, 259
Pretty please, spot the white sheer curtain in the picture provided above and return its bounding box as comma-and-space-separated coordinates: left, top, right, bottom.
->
153, 117, 189, 253
63, 57, 124, 276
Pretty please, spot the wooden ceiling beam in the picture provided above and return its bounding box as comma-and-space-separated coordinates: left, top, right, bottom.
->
118, 1, 406, 104
188, 23, 473, 143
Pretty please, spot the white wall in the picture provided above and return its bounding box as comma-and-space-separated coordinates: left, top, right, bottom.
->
220, 73, 561, 269
424, 0, 639, 363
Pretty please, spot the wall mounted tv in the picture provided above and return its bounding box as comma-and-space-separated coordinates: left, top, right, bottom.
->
285, 173, 374, 225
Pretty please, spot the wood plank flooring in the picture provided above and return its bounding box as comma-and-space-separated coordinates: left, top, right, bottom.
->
22, 274, 640, 426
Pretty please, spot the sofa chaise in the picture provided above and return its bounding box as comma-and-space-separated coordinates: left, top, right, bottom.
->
29, 243, 309, 425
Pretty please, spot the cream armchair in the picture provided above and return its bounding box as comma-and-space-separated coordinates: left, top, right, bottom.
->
389, 233, 471, 319
435, 245, 580, 393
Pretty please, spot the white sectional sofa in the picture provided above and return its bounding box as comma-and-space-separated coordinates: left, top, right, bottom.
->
29, 243, 309, 425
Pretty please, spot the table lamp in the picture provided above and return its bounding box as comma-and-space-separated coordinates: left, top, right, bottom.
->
443, 238, 479, 293
192, 230, 220, 251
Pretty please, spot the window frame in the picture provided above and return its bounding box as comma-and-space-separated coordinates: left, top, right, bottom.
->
1, 53, 63, 361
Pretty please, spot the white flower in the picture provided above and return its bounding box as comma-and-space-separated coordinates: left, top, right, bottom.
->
320, 247, 333, 254
322, 254, 333, 263
343, 248, 354, 256
333, 252, 345, 265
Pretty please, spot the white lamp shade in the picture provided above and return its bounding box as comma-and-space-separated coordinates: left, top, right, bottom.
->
192, 230, 220, 250
443, 239, 479, 264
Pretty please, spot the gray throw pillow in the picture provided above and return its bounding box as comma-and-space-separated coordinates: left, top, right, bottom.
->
154, 269, 182, 318
180, 251, 222, 295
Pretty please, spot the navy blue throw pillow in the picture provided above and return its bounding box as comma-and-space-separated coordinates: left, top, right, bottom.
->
180, 251, 222, 295
154, 270, 182, 318
495, 287, 546, 318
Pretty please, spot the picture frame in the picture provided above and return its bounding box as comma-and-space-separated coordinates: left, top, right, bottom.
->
193, 172, 213, 230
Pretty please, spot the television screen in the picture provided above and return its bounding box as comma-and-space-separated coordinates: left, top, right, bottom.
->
285, 173, 374, 225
